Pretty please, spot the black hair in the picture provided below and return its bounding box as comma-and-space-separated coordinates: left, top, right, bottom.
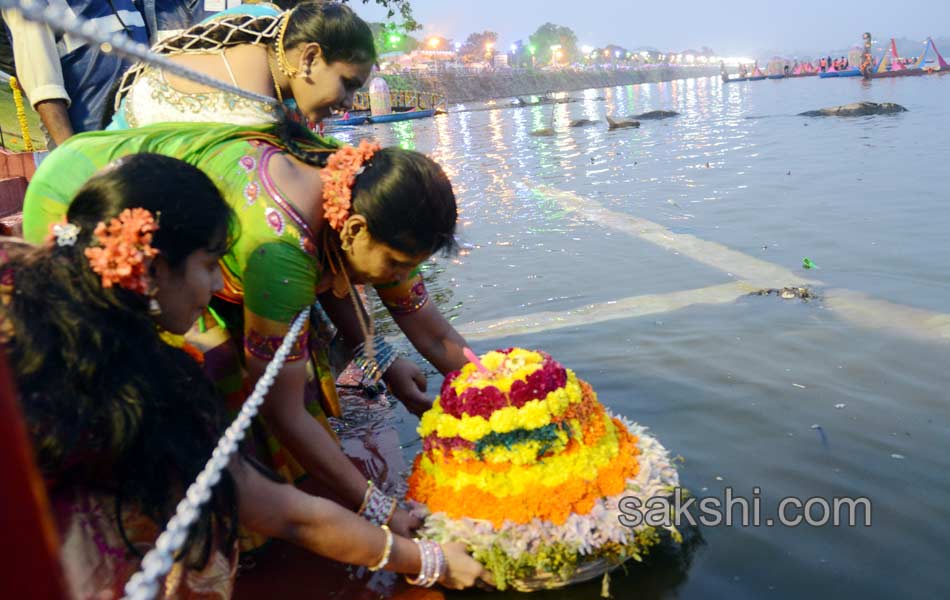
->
270, 120, 458, 258
351, 148, 459, 257
282, 1, 377, 66
4, 154, 238, 569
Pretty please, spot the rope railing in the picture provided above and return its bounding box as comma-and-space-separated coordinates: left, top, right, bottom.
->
122, 307, 309, 600
0, 1, 303, 598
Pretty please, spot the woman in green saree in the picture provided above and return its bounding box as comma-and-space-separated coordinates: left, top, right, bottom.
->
23, 122, 472, 540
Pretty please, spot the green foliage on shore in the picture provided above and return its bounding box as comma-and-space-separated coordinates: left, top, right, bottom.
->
342, 0, 419, 30
529, 23, 580, 65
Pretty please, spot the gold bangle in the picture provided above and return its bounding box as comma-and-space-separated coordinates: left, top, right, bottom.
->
368, 524, 393, 572
357, 480, 373, 515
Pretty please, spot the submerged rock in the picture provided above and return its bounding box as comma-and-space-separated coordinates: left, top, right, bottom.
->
569, 119, 598, 127
606, 116, 640, 130
631, 110, 680, 120
798, 102, 908, 117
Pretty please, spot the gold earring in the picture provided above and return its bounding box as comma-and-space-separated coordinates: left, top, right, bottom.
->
149, 296, 162, 316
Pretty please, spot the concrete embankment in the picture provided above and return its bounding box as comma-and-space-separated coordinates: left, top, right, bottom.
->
378, 67, 719, 103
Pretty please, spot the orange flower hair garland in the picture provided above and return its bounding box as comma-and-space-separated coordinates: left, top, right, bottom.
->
320, 139, 381, 231
83, 208, 159, 295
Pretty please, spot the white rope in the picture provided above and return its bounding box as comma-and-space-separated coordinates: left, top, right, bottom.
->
121, 307, 309, 600
0, 0, 280, 109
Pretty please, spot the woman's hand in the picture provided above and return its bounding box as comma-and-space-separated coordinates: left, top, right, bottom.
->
439, 542, 485, 590
383, 357, 432, 416
388, 506, 422, 538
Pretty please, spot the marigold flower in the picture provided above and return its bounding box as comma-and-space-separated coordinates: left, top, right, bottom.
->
320, 139, 381, 231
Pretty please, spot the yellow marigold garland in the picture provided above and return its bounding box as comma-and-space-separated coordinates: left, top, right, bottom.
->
418, 411, 622, 497
9, 77, 34, 152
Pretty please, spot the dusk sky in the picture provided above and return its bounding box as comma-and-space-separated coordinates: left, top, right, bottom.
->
353, 0, 950, 57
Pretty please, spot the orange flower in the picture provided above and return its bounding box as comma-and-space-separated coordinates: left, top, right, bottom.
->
84, 208, 159, 295
408, 425, 642, 527
320, 139, 381, 231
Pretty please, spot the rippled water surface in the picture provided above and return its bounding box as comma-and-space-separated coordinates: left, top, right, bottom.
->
331, 75, 950, 599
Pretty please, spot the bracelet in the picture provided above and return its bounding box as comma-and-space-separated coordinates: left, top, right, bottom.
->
359, 485, 398, 526
404, 539, 445, 587
357, 480, 373, 515
368, 524, 393, 572
353, 336, 399, 384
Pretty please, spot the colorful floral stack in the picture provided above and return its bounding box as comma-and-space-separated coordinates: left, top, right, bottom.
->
406, 348, 681, 591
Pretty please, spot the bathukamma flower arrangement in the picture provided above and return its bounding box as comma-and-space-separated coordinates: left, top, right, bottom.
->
406, 347, 682, 591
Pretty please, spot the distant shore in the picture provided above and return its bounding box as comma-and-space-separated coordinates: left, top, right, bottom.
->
378, 66, 720, 104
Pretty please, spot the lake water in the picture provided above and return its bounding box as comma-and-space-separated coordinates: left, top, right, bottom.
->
320, 74, 950, 599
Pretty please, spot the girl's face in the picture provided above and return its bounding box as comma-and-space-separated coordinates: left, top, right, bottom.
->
151, 248, 225, 334
341, 218, 429, 285
288, 45, 374, 123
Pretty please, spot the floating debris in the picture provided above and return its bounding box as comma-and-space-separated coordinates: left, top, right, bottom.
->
793, 383, 807, 389
834, 403, 847, 409
891, 453, 906, 460
749, 287, 816, 301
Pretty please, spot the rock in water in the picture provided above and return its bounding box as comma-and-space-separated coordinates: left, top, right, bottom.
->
569, 119, 597, 127
798, 102, 908, 117
631, 110, 680, 120
606, 116, 640, 130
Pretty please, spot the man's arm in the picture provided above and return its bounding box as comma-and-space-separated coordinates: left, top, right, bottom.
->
2, 6, 74, 144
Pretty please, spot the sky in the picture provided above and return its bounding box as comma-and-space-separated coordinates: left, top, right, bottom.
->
352, 0, 950, 57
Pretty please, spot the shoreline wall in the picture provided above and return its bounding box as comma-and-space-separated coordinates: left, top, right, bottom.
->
378, 67, 720, 104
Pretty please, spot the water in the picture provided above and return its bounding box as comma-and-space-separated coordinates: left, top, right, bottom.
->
331, 75, 950, 599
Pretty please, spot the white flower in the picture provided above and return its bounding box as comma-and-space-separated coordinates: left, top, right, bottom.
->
52, 223, 80, 247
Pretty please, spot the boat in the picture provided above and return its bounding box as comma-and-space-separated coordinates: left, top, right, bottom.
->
323, 112, 370, 127
918, 37, 950, 73
767, 74, 785, 79
862, 34, 950, 78
867, 39, 925, 79
367, 108, 437, 124
324, 88, 447, 128
748, 75, 767, 81
820, 68, 861, 78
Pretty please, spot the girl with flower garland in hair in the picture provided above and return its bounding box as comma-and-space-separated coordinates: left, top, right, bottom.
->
108, 1, 376, 129
6, 154, 482, 597
23, 120, 477, 545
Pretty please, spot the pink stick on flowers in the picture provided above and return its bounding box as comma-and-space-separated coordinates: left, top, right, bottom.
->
463, 347, 491, 376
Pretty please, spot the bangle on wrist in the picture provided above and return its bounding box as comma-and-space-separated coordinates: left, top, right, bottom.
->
361, 485, 397, 526
405, 539, 444, 587
368, 524, 393, 572
357, 480, 373, 515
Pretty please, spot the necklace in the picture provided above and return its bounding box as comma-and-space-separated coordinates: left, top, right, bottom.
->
267, 53, 284, 104
325, 234, 375, 360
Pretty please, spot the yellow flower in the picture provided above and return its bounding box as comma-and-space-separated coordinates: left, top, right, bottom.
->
458, 415, 491, 441
435, 414, 459, 438
488, 406, 520, 433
